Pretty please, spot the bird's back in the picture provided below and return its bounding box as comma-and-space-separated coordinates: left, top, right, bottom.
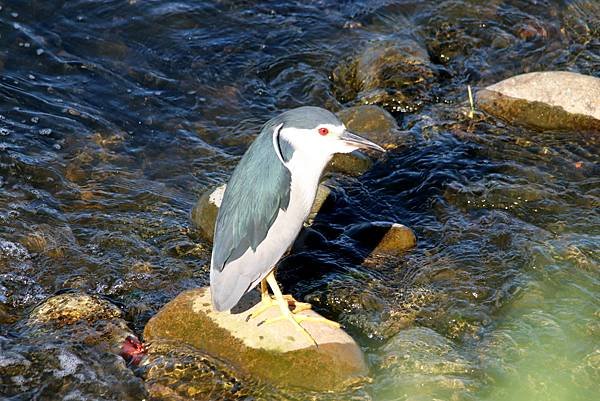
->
210, 124, 293, 311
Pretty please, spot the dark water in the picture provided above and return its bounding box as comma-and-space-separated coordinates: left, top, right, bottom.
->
0, 0, 598, 400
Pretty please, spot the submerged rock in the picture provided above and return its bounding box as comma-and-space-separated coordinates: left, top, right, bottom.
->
143, 287, 367, 391
27, 293, 135, 355
345, 221, 417, 257
477, 71, 600, 131
332, 39, 436, 113
372, 327, 476, 399
190, 184, 225, 241
191, 183, 333, 242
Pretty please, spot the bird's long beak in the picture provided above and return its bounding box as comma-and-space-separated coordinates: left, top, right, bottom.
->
340, 131, 386, 152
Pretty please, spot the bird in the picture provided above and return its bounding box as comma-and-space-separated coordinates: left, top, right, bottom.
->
210, 106, 384, 342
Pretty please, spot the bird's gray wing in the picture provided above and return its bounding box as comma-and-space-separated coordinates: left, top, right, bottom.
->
211, 120, 292, 274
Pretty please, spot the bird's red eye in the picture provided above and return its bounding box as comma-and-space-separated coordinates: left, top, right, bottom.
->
318, 127, 329, 136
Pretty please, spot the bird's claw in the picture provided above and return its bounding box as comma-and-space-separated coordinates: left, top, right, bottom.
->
247, 294, 311, 321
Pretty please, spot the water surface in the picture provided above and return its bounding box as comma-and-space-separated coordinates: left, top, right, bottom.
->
0, 1, 598, 400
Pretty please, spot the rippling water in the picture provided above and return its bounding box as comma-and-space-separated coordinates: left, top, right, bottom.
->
0, 1, 598, 400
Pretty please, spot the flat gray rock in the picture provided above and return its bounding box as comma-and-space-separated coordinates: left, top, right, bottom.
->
477, 71, 600, 131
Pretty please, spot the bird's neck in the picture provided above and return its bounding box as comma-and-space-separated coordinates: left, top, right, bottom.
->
286, 151, 332, 208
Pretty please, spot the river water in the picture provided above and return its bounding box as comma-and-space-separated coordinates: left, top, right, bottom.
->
0, 1, 598, 400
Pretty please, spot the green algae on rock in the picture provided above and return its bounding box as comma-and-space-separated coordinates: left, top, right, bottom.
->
477, 71, 600, 132
143, 288, 368, 391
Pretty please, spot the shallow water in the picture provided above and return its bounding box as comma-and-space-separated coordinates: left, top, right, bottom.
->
0, 0, 598, 400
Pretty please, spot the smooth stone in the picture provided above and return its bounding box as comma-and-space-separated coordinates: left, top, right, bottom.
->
191, 183, 333, 242
327, 151, 373, 177
143, 287, 368, 391
326, 105, 399, 176
190, 184, 225, 241
27, 293, 135, 354
337, 104, 402, 149
477, 71, 600, 131
345, 221, 417, 256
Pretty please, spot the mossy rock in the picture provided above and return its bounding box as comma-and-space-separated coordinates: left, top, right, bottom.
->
338, 105, 402, 149
143, 288, 367, 391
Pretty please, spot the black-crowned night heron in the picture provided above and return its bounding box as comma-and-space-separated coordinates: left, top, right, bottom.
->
210, 106, 384, 343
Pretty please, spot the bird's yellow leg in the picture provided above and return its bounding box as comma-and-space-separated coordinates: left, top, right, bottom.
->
248, 276, 312, 320
262, 272, 340, 346
247, 279, 277, 320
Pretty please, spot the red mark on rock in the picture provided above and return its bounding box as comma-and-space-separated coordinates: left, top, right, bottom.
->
119, 335, 147, 366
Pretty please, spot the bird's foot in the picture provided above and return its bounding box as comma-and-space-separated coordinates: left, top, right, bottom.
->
282, 294, 312, 313
248, 294, 311, 321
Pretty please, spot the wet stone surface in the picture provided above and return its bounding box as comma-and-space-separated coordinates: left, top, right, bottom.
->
144, 288, 368, 391
477, 71, 600, 131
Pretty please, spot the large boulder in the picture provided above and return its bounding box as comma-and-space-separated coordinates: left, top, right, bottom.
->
143, 287, 367, 391
477, 71, 600, 131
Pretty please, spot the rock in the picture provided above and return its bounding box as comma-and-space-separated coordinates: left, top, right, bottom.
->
332, 39, 436, 113
477, 71, 600, 131
27, 293, 135, 355
345, 221, 417, 256
316, 283, 438, 340
337, 105, 402, 149
371, 327, 475, 399
326, 105, 400, 176
190, 184, 225, 241
308, 183, 333, 221
0, 303, 17, 324
327, 151, 373, 177
143, 287, 367, 391
191, 183, 333, 242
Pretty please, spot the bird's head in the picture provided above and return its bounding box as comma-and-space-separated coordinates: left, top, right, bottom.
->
269, 106, 385, 165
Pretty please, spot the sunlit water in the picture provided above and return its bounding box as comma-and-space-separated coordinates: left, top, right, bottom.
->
0, 1, 598, 400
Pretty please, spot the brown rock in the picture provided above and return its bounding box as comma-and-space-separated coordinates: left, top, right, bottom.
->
338, 104, 402, 149
346, 221, 417, 256
331, 39, 436, 113
477, 71, 600, 131
327, 151, 373, 177
143, 287, 368, 391
190, 184, 225, 241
